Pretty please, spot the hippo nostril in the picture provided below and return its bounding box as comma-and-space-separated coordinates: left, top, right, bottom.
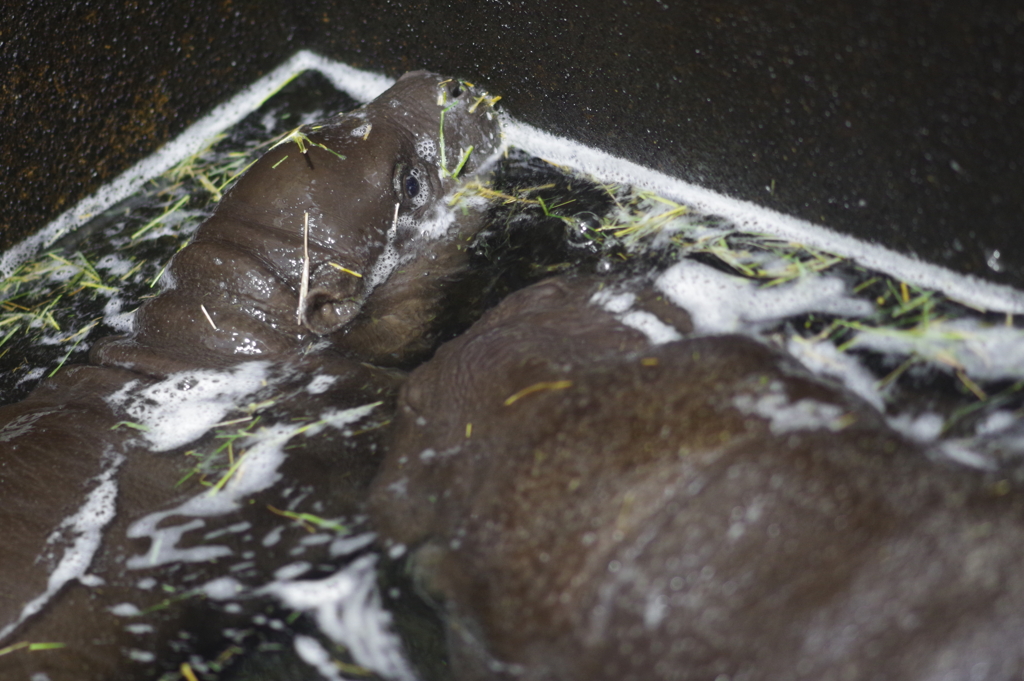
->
449, 82, 463, 98
302, 291, 362, 334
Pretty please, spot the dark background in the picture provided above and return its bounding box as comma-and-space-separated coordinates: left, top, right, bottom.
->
2, 0, 1022, 288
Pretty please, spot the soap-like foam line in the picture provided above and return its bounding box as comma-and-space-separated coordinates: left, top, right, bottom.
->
6, 49, 1021, 317
0, 453, 124, 643
501, 119, 1024, 315
263, 554, 418, 681
0, 51, 394, 280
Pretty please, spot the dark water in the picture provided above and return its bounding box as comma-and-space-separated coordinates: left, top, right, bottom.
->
2, 70, 1023, 680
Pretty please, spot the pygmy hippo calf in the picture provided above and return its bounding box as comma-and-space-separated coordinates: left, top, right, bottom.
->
0, 71, 501, 679
370, 274, 1024, 681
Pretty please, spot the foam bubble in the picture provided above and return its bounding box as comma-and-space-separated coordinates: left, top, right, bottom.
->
274, 562, 313, 581
502, 117, 1024, 315
656, 259, 872, 334
202, 576, 245, 601
365, 207, 402, 293
102, 296, 136, 334
262, 554, 417, 681
306, 374, 338, 395
786, 337, 885, 411
619, 311, 683, 345
590, 288, 682, 345
734, 388, 849, 435
95, 253, 135, 277
109, 603, 142, 617
848, 318, 1024, 383
410, 201, 457, 240
887, 412, 945, 443
126, 404, 380, 570
415, 136, 438, 162
0, 454, 123, 642
294, 635, 346, 681
104, 362, 270, 452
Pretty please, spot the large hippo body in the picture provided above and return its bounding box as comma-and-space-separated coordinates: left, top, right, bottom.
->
370, 275, 1024, 681
0, 71, 500, 679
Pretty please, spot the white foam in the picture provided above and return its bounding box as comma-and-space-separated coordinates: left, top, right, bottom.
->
619, 311, 684, 345
786, 337, 885, 412
656, 259, 872, 334
502, 118, 1024, 315
102, 296, 136, 334
977, 410, 1018, 436
262, 526, 285, 547
0, 453, 123, 642
125, 423, 295, 568
274, 562, 313, 581
294, 635, 347, 681
591, 289, 635, 314
104, 362, 270, 452
887, 412, 945, 443
415, 136, 438, 163
848, 318, 1024, 383
366, 205, 402, 293
329, 532, 377, 558
306, 374, 338, 395
202, 576, 245, 601
109, 602, 142, 617
409, 200, 457, 240
95, 253, 135, 277
9, 50, 1022, 324
590, 288, 683, 345
262, 553, 417, 681
15, 367, 46, 387
734, 389, 849, 434
78, 574, 104, 587
125, 404, 380, 569
936, 441, 997, 470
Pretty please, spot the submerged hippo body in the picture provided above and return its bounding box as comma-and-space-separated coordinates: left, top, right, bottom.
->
370, 275, 1024, 681
0, 71, 500, 679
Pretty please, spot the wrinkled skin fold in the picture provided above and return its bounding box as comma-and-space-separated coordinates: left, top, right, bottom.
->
0, 71, 500, 680
370, 274, 1024, 681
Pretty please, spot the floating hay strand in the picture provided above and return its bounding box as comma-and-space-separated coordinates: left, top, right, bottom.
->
179, 662, 200, 681
269, 126, 346, 162
131, 194, 190, 240
266, 505, 349, 535
0, 642, 66, 657
200, 304, 218, 331
328, 262, 362, 278
504, 380, 574, 406
297, 211, 310, 327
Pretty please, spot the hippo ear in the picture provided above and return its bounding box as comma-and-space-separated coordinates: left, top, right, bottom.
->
301, 289, 363, 334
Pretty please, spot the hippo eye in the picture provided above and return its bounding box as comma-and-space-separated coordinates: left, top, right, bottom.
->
404, 172, 420, 199
394, 164, 429, 209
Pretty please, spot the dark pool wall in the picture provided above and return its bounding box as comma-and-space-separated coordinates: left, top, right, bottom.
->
3, 0, 1022, 288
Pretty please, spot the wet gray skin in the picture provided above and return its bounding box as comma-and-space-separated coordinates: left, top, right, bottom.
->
370, 274, 1024, 681
0, 72, 500, 680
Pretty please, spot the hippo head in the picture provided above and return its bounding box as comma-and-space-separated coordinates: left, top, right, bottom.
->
92, 71, 502, 374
